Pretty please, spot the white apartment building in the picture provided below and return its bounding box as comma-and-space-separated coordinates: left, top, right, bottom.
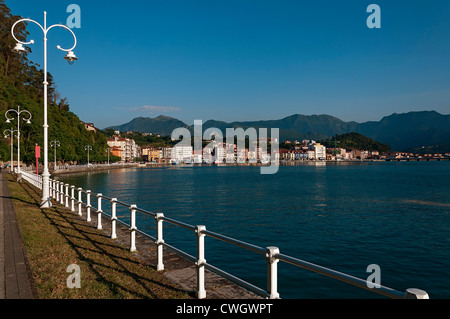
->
161, 147, 173, 162
107, 136, 140, 162
172, 145, 193, 163
314, 143, 326, 160
202, 147, 213, 164
203, 142, 226, 164
308, 142, 326, 160
225, 143, 235, 163
236, 148, 246, 163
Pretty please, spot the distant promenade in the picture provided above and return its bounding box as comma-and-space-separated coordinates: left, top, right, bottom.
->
5, 155, 450, 178
47, 157, 450, 175
9, 163, 141, 176
51, 163, 140, 175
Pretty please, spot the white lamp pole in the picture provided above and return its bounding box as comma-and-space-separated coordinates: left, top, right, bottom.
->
85, 145, 92, 165
5, 105, 32, 173
11, 11, 78, 208
50, 140, 61, 170
3, 128, 19, 173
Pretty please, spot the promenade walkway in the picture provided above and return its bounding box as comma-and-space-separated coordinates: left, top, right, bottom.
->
0, 172, 259, 300
0, 173, 35, 299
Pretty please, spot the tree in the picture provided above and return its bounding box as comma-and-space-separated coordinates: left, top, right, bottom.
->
0, 1, 110, 165
58, 97, 70, 112
319, 132, 391, 153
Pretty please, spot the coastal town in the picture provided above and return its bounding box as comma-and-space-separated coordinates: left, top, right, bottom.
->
1, 1, 449, 303
106, 130, 450, 165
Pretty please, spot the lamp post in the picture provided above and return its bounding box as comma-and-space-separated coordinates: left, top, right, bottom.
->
5, 105, 32, 173
85, 145, 92, 166
106, 147, 111, 165
11, 11, 78, 208
3, 128, 19, 173
50, 140, 61, 170
332, 136, 340, 162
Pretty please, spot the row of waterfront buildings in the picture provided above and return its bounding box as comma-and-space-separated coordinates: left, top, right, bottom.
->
139, 141, 380, 163
107, 134, 450, 164
107, 135, 329, 164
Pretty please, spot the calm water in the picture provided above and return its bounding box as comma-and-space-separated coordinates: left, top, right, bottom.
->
56, 161, 450, 299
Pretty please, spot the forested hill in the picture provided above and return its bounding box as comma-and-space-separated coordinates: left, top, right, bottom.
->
0, 1, 110, 164
319, 132, 391, 153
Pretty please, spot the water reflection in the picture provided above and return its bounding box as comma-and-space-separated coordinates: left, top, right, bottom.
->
56, 162, 450, 299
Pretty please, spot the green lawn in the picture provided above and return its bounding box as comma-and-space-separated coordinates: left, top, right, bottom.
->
7, 174, 191, 299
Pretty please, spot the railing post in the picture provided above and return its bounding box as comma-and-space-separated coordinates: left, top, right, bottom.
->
60, 183, 64, 205
110, 198, 117, 239
48, 179, 53, 198
97, 193, 103, 230
129, 205, 137, 252
77, 188, 83, 217
86, 190, 91, 222
266, 246, 280, 299
195, 225, 207, 299
65, 184, 69, 208
155, 213, 165, 271
52, 180, 56, 199
70, 186, 75, 212
55, 181, 60, 202
405, 288, 429, 299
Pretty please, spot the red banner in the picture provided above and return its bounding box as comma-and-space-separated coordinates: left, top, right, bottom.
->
35, 144, 41, 159
35, 144, 40, 175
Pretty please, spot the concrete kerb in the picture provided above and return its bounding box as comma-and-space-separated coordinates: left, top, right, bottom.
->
48, 185, 262, 299
87, 206, 262, 299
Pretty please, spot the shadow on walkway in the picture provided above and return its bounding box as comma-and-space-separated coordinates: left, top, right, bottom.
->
6, 174, 192, 299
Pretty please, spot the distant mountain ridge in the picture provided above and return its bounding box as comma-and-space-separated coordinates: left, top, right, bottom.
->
106, 111, 450, 152
107, 115, 191, 137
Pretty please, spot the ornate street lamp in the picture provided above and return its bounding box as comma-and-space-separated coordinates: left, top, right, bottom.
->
3, 128, 19, 173
5, 105, 32, 173
85, 145, 92, 166
11, 11, 78, 208
50, 140, 61, 170
12, 43, 27, 54
106, 147, 111, 165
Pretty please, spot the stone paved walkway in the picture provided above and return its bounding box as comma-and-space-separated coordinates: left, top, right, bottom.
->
0, 173, 35, 299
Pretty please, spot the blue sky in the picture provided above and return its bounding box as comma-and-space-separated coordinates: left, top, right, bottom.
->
6, 0, 450, 129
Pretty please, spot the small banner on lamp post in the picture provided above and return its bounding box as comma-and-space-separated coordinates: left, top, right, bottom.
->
35, 144, 41, 174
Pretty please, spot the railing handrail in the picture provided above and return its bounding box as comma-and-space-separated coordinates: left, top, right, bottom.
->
17, 170, 430, 300
161, 215, 197, 232
203, 229, 266, 255
276, 253, 405, 299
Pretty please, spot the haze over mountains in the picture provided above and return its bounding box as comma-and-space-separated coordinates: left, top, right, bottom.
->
106, 111, 450, 152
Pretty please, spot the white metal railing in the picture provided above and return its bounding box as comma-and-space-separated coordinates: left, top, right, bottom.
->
18, 170, 43, 189
52, 162, 139, 171
18, 162, 139, 173
17, 171, 430, 300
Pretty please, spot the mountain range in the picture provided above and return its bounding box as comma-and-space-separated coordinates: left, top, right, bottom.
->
106, 111, 450, 152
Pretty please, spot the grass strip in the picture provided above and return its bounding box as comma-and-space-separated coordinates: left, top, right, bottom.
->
6, 174, 191, 299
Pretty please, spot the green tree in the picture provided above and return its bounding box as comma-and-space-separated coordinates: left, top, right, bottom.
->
0, 0, 111, 165
319, 132, 391, 153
